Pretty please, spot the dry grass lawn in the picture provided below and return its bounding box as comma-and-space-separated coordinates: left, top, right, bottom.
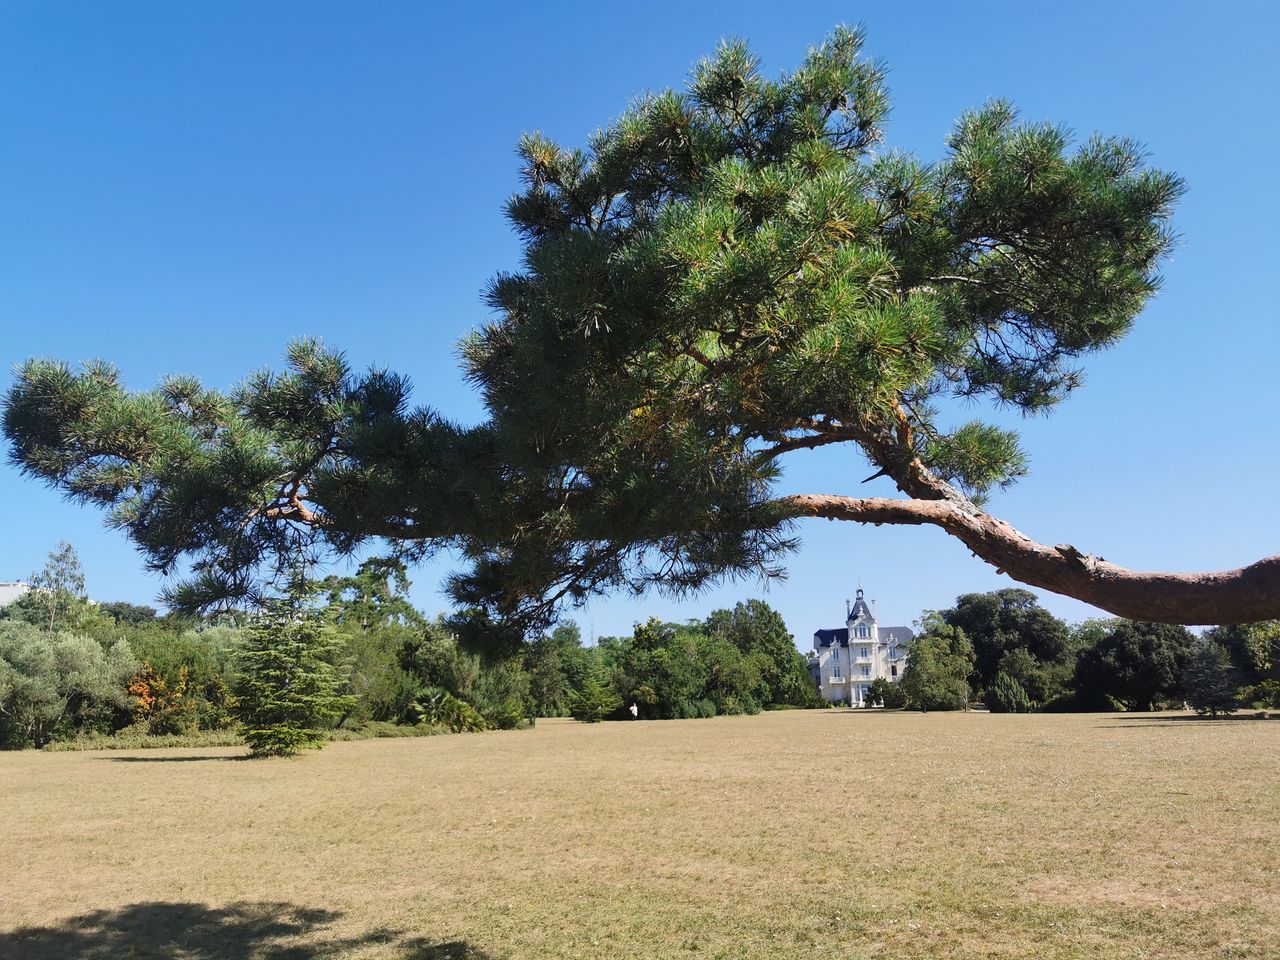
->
1, 710, 1276, 959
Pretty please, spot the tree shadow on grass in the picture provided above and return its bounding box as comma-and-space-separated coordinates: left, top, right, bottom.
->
1097, 713, 1275, 728
0, 901, 493, 959
98, 754, 253, 763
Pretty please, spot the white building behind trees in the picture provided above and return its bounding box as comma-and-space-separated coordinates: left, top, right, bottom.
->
0, 581, 31, 609
808, 588, 913, 706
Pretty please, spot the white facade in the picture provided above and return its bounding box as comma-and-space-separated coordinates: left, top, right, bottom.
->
0, 581, 31, 608
808, 588, 912, 706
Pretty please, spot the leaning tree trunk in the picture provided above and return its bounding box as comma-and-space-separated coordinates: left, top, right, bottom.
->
782, 494, 1280, 625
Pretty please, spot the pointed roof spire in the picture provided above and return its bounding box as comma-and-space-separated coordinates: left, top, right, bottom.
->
848, 586, 873, 622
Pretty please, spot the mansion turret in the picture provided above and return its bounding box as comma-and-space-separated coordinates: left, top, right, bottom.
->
807, 588, 913, 706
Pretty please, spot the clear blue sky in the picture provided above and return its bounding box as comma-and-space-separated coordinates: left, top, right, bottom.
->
2, 1, 1277, 643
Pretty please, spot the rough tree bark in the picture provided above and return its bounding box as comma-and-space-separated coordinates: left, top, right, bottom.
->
781, 493, 1280, 625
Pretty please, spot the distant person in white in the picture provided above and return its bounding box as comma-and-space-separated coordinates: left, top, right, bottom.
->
629, 703, 638, 719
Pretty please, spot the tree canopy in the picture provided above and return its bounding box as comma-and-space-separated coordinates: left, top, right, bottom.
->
1075, 620, 1197, 711
7, 26, 1273, 630
942, 588, 1071, 696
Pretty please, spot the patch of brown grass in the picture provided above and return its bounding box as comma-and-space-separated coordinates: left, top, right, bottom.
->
1, 711, 1276, 959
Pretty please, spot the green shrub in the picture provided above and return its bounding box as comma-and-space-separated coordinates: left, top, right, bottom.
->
1243, 679, 1280, 708
413, 688, 487, 732
327, 721, 444, 741
479, 698, 528, 730
336, 625, 421, 725
43, 724, 244, 751
469, 660, 532, 729
128, 627, 241, 731
0, 622, 137, 748
864, 677, 906, 709
986, 671, 1032, 713
1040, 689, 1122, 712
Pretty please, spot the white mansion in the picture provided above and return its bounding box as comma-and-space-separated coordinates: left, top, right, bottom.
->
807, 588, 913, 706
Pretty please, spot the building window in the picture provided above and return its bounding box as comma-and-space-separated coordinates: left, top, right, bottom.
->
859, 646, 869, 658
832, 664, 841, 679
891, 665, 897, 677
861, 665, 870, 677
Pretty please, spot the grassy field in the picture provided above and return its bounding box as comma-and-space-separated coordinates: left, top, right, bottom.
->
1, 710, 1276, 960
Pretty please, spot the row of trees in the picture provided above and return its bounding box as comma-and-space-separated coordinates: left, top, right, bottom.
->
892, 589, 1278, 715
0, 545, 818, 754
0, 546, 548, 753
5, 545, 1273, 753
562, 600, 821, 722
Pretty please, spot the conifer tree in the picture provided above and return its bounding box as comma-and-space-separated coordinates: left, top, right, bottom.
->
6, 27, 1275, 628
233, 608, 352, 756
986, 671, 1032, 714
568, 664, 620, 723
1181, 643, 1240, 718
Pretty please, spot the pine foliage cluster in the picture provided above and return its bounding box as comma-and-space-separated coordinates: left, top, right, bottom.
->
1, 27, 1183, 632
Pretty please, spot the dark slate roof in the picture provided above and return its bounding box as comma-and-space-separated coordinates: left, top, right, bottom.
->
813, 625, 914, 647
848, 592, 873, 621
814, 628, 849, 647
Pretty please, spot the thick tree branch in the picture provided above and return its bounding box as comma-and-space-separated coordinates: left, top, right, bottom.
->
756, 431, 857, 459
781, 493, 1280, 625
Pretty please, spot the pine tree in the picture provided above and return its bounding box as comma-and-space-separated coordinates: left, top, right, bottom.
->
233, 608, 353, 756
1182, 643, 1240, 718
13, 28, 1279, 627
569, 665, 620, 723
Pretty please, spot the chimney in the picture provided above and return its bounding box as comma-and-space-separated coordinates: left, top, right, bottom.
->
845, 598, 851, 619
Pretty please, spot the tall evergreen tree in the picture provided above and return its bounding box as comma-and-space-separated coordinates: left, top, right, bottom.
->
568, 662, 620, 723
1181, 643, 1240, 718
10, 27, 1274, 628
233, 609, 352, 756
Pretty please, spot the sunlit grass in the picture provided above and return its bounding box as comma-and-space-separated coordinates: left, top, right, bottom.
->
1, 710, 1275, 959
